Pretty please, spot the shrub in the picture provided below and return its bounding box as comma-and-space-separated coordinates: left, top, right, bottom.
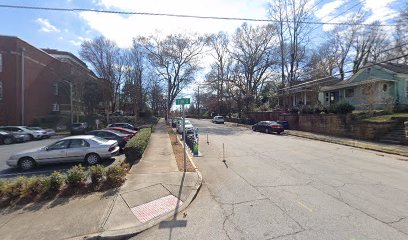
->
106, 165, 127, 185
66, 165, 87, 187
24, 177, 46, 196
8, 177, 28, 198
336, 102, 355, 114
89, 165, 105, 184
124, 128, 152, 162
44, 171, 65, 192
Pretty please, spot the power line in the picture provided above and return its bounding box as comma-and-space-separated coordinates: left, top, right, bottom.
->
281, 53, 408, 91
0, 4, 397, 27
297, 41, 408, 79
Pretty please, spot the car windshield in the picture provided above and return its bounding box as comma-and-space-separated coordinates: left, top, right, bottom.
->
72, 123, 83, 127
27, 127, 42, 130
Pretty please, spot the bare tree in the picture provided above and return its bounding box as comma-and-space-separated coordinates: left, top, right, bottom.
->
140, 33, 205, 120
268, 0, 312, 86
230, 23, 278, 115
395, 6, 408, 63
206, 32, 233, 115
80, 36, 125, 113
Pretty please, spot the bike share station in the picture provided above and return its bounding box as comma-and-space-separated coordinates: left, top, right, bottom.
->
176, 98, 200, 161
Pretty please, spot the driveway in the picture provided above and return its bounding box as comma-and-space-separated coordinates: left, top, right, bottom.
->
134, 119, 408, 240
0, 136, 118, 179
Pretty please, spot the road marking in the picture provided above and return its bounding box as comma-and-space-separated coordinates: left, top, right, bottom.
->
297, 201, 313, 212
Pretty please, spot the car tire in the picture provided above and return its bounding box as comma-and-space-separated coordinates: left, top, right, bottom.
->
265, 128, 270, 134
28, 134, 34, 141
85, 153, 100, 165
19, 157, 36, 170
3, 137, 13, 145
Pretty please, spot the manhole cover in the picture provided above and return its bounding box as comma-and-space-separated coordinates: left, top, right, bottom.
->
131, 195, 182, 223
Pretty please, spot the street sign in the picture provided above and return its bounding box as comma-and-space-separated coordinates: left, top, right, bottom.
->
176, 98, 190, 105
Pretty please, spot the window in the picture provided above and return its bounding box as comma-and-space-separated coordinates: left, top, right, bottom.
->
345, 88, 354, 98
53, 83, 58, 95
383, 84, 388, 92
0, 81, 3, 101
325, 92, 329, 102
48, 140, 69, 150
406, 80, 408, 97
69, 139, 90, 148
52, 103, 59, 112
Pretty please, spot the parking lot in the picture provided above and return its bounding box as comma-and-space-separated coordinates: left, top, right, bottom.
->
0, 136, 120, 179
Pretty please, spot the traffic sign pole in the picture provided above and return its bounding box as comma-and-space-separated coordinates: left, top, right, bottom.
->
182, 103, 186, 172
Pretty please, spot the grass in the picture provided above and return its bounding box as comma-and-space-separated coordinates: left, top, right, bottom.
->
363, 113, 408, 123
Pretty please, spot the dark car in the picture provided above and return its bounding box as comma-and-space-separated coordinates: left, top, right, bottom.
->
70, 123, 89, 135
107, 123, 138, 131
252, 121, 284, 134
0, 131, 17, 144
87, 129, 129, 149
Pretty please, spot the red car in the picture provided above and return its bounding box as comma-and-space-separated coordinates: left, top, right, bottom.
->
106, 127, 137, 138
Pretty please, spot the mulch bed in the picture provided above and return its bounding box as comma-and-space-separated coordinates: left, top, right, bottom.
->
167, 127, 196, 172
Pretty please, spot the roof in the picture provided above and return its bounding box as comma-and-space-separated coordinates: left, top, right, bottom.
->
279, 76, 341, 94
42, 48, 88, 68
378, 63, 408, 74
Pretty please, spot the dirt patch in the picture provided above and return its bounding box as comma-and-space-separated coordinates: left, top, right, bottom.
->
167, 127, 195, 172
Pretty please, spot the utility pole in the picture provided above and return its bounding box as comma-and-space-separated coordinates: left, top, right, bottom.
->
197, 86, 200, 119
20, 47, 25, 125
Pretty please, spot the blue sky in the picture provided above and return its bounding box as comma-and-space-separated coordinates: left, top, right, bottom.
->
0, 0, 404, 57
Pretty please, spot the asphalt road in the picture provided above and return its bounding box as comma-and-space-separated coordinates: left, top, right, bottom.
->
0, 136, 117, 178
134, 119, 408, 240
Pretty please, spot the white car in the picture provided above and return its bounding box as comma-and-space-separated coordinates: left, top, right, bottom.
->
212, 116, 225, 124
0, 126, 48, 140
176, 119, 194, 134
7, 135, 120, 170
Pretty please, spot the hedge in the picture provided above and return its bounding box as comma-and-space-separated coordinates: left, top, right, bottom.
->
124, 127, 152, 162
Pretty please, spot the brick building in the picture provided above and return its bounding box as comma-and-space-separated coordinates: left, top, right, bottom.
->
0, 35, 109, 126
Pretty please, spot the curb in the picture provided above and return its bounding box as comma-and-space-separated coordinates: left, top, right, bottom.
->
286, 131, 408, 158
73, 124, 203, 240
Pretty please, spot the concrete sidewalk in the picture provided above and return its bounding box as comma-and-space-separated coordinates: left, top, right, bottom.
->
0, 119, 202, 240
286, 130, 408, 157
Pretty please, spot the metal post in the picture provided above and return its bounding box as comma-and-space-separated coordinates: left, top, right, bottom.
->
69, 82, 73, 124
223, 143, 225, 162
182, 103, 186, 172
207, 133, 209, 144
20, 47, 25, 125
197, 86, 200, 119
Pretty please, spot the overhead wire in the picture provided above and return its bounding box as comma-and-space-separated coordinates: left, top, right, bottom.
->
0, 4, 396, 27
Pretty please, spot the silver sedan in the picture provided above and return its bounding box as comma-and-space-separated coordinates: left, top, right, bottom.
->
7, 135, 120, 170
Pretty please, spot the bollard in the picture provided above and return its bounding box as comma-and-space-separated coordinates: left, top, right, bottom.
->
207, 133, 209, 144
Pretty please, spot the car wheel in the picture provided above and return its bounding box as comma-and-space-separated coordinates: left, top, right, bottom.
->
19, 157, 36, 170
3, 137, 13, 145
265, 128, 270, 134
28, 134, 34, 141
85, 153, 100, 165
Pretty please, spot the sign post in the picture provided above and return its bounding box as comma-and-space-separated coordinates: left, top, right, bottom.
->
176, 98, 190, 172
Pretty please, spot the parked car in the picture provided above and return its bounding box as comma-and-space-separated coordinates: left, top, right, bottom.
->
44, 128, 57, 136
87, 129, 129, 149
212, 116, 225, 124
27, 127, 51, 138
70, 123, 89, 135
6, 135, 120, 170
176, 119, 194, 134
172, 117, 182, 128
0, 126, 47, 140
0, 131, 22, 144
106, 127, 137, 138
277, 121, 289, 129
252, 121, 284, 134
107, 123, 138, 131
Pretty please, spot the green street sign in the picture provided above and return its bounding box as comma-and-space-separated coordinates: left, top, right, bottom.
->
176, 98, 190, 105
